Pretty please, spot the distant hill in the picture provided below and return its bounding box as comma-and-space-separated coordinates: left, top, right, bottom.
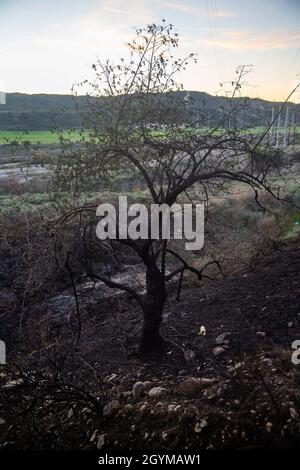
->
0, 91, 298, 131
0, 93, 89, 131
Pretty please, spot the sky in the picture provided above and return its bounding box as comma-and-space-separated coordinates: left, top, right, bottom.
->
0, 0, 299, 102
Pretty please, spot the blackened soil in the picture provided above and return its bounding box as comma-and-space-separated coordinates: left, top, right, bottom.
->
1, 240, 300, 450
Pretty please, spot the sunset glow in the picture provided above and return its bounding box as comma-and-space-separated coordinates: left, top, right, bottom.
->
0, 0, 299, 101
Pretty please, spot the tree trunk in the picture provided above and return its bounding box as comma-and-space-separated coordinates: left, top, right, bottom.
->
138, 262, 167, 354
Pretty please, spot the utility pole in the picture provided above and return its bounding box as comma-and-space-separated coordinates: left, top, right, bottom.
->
292, 111, 297, 150
283, 106, 289, 147
269, 107, 275, 146
276, 110, 281, 148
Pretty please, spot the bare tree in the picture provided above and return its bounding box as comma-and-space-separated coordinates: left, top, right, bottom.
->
51, 21, 288, 354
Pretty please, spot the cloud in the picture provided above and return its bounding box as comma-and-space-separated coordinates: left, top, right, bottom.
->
103, 6, 123, 14
0, 0, 159, 93
161, 1, 235, 18
161, 2, 193, 12
202, 30, 300, 50
31, 0, 157, 54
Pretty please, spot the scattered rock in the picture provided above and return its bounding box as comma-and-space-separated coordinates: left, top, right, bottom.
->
290, 407, 299, 419
67, 408, 74, 419
103, 400, 120, 417
266, 421, 273, 433
256, 331, 266, 338
90, 430, 98, 443
200, 419, 208, 429
215, 332, 231, 345
167, 403, 181, 413
213, 347, 226, 357
148, 387, 168, 398
195, 420, 208, 433
203, 387, 218, 400
139, 403, 148, 413
81, 407, 92, 414
132, 381, 145, 400
3, 378, 24, 389
261, 358, 272, 367
167, 404, 176, 413
194, 422, 201, 433
153, 401, 164, 414
178, 377, 217, 396
97, 434, 106, 450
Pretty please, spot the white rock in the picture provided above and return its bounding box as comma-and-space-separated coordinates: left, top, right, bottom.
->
199, 325, 207, 336
0, 418, 6, 425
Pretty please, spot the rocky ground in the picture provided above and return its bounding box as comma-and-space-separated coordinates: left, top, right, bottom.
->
0, 239, 300, 450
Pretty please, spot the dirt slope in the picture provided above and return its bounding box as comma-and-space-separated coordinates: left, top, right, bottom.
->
1, 239, 300, 449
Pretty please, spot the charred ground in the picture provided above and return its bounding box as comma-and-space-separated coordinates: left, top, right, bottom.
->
1, 237, 300, 450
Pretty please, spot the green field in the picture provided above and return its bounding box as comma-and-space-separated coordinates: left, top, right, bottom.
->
0, 130, 83, 145
0, 127, 299, 145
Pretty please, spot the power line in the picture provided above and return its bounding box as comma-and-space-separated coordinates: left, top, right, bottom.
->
204, 0, 222, 83
211, 0, 225, 76
281, 46, 300, 100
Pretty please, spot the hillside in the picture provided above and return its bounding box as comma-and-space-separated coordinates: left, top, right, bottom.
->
0, 91, 298, 131
1, 238, 300, 450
